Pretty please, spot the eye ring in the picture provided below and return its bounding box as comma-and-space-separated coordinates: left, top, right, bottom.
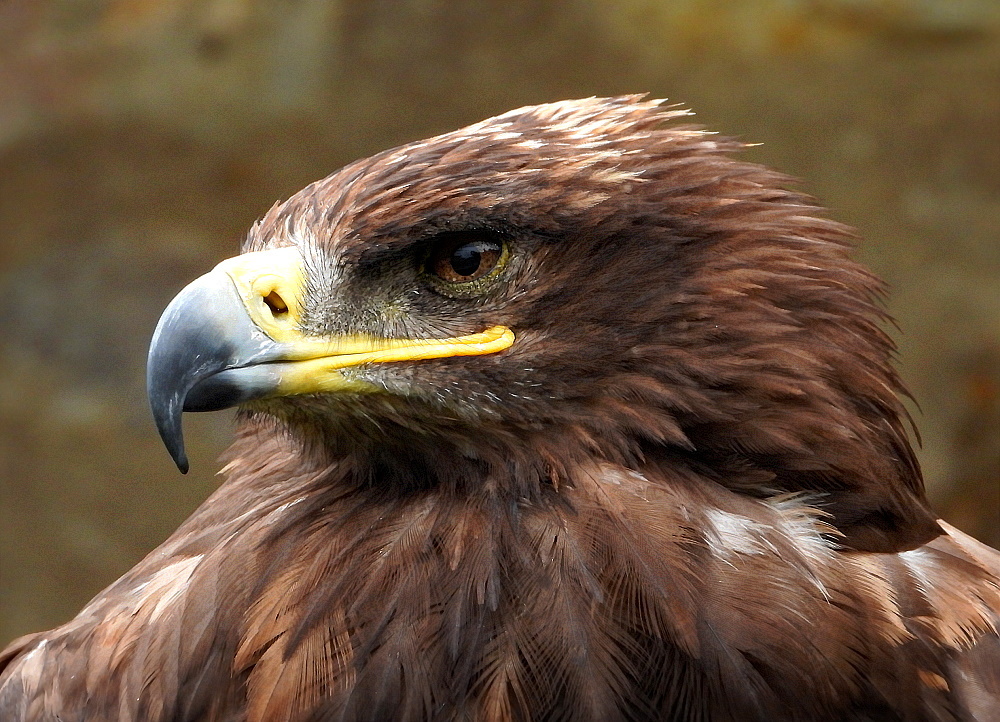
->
422, 231, 510, 296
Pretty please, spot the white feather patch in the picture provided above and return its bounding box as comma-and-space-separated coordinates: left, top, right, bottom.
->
131, 555, 204, 622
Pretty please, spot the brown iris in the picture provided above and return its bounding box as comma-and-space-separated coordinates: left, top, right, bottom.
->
426, 232, 505, 284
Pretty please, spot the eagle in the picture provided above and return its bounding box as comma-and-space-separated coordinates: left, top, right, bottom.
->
1, 96, 998, 721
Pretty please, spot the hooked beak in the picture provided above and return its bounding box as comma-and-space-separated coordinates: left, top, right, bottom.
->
146, 247, 514, 473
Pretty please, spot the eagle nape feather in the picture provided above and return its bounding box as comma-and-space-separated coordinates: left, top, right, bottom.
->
2, 96, 998, 722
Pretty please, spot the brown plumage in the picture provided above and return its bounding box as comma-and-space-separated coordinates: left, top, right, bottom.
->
1, 96, 998, 721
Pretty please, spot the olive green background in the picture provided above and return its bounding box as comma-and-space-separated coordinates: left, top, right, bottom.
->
1, 0, 998, 645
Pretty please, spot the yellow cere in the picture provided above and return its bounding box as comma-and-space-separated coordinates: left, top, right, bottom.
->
215, 247, 308, 344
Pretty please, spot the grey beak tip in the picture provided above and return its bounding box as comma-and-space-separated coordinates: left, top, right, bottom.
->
148, 388, 190, 474
147, 268, 283, 474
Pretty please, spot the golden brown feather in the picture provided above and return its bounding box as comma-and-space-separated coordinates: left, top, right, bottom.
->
2, 97, 998, 721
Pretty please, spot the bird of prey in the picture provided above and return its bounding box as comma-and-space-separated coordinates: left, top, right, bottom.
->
1, 96, 998, 721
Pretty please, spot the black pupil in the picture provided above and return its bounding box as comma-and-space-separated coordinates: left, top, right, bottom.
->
451, 241, 492, 277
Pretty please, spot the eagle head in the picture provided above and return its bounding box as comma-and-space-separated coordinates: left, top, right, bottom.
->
148, 96, 937, 552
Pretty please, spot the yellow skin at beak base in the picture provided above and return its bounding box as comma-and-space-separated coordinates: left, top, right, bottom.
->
213, 248, 515, 396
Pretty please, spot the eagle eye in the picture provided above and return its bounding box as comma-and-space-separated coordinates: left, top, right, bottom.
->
423, 231, 509, 295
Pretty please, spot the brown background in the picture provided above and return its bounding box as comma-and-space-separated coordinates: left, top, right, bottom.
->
1, 0, 998, 645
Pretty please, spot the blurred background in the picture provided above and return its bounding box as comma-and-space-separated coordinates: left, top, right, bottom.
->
1, 0, 998, 645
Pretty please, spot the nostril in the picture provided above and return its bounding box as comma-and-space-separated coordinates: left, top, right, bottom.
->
263, 290, 288, 316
